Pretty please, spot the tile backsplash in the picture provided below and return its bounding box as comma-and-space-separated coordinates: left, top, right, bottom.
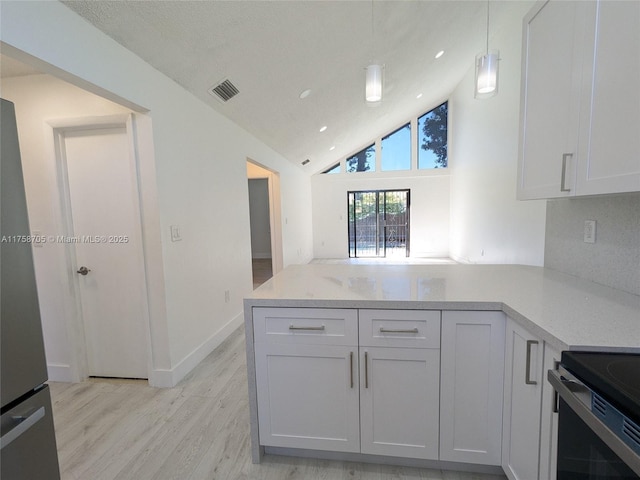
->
544, 193, 640, 296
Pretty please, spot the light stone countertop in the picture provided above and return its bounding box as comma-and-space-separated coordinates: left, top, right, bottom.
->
245, 263, 640, 353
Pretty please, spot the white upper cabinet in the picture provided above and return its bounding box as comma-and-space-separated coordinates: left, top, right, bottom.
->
577, 0, 640, 195
518, 0, 584, 199
518, 0, 640, 199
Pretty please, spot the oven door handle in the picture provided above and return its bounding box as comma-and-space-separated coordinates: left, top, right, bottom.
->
548, 369, 640, 476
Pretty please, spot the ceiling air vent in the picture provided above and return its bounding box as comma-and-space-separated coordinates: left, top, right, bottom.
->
208, 79, 239, 103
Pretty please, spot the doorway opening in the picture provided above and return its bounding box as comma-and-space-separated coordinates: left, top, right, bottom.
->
247, 161, 283, 288
248, 178, 272, 288
348, 189, 410, 258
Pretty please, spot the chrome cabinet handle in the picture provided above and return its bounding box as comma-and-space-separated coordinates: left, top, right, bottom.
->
561, 153, 572, 192
288, 324, 325, 331
350, 352, 354, 389
364, 351, 369, 389
525, 340, 539, 385
379, 327, 418, 334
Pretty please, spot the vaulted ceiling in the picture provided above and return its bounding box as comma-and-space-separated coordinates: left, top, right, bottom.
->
50, 1, 533, 173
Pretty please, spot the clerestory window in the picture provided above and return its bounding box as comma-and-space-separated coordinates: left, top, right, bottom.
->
418, 102, 448, 169
346, 144, 375, 172
322, 101, 448, 174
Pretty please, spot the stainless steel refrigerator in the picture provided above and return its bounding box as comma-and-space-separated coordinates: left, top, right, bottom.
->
1, 98, 61, 479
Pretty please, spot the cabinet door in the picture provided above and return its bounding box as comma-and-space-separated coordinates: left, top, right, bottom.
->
576, 0, 640, 195
518, 0, 587, 199
539, 344, 561, 480
502, 320, 544, 480
439, 311, 505, 466
254, 343, 360, 453
359, 347, 439, 459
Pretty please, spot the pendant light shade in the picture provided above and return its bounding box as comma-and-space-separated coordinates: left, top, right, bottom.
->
366, 64, 383, 103
475, 0, 499, 99
475, 50, 499, 98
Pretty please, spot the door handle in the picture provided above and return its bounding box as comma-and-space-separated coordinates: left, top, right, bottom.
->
364, 351, 369, 389
525, 340, 539, 385
560, 153, 572, 192
288, 324, 325, 331
350, 352, 354, 389
379, 327, 419, 334
77, 266, 91, 276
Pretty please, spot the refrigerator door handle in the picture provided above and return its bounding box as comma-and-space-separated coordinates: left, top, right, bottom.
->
0, 406, 45, 450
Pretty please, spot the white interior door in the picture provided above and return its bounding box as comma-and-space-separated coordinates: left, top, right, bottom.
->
62, 123, 148, 379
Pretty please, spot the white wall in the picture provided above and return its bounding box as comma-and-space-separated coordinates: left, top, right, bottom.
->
448, 2, 546, 266
311, 3, 546, 265
1, 74, 135, 381
1, 1, 313, 386
312, 172, 450, 258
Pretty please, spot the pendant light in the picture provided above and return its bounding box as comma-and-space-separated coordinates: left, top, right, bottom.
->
475, 0, 499, 99
366, 64, 383, 102
366, 0, 383, 104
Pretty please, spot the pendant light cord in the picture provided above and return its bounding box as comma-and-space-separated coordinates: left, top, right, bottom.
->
371, 0, 375, 59
485, 0, 490, 54
371, 0, 374, 37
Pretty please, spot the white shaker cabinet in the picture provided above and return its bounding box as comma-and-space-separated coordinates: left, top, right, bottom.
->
253, 307, 441, 460
253, 308, 360, 453
359, 347, 440, 459
359, 309, 440, 460
439, 311, 505, 466
518, 0, 640, 199
538, 345, 561, 480
518, 0, 585, 199
575, 0, 640, 196
502, 319, 544, 480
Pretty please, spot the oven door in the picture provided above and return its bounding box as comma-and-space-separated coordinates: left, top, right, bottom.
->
549, 369, 640, 479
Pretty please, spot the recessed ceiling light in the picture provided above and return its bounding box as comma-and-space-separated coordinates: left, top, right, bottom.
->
329, 146, 336, 151
319, 125, 327, 133
299, 89, 312, 99
435, 50, 445, 59
416, 93, 423, 99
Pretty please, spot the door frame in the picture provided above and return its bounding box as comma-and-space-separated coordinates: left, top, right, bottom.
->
49, 114, 152, 382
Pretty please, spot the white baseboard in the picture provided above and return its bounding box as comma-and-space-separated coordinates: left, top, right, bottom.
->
47, 363, 74, 382
148, 312, 244, 388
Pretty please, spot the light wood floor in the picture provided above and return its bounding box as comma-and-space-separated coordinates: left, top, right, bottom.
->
252, 258, 273, 289
49, 326, 507, 480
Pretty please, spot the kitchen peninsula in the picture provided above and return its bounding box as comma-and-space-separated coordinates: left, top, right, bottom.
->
244, 263, 640, 475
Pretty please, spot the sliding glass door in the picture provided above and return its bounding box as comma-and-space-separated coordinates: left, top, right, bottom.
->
348, 189, 410, 258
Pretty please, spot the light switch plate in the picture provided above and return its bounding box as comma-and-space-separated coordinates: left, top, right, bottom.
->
170, 225, 182, 242
583, 220, 596, 244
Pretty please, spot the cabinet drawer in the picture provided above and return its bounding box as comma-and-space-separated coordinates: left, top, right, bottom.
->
253, 307, 358, 346
359, 310, 440, 348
